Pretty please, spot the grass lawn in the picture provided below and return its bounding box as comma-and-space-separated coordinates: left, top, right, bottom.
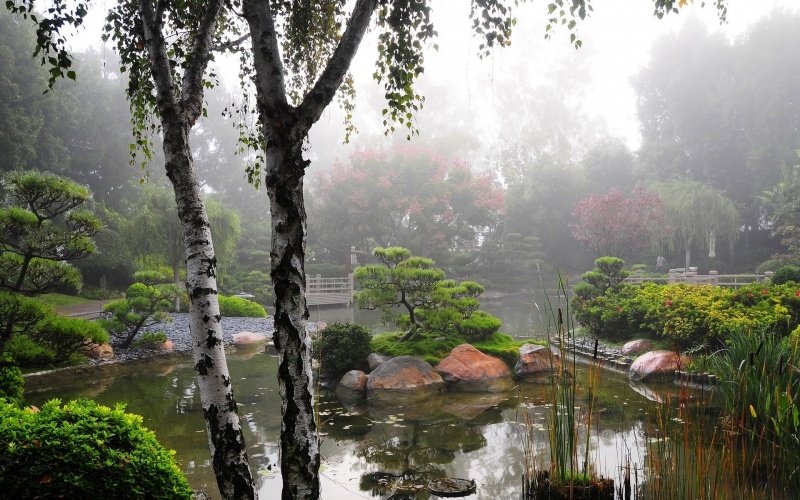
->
37, 293, 91, 308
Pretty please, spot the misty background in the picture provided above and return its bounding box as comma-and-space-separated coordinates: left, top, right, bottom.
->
3, 0, 799, 295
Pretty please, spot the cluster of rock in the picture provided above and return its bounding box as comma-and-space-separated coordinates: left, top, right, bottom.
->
334, 343, 561, 403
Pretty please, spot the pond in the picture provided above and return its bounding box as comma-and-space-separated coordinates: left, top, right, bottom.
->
23, 295, 712, 499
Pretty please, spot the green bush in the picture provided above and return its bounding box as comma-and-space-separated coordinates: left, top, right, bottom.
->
0, 354, 23, 406
133, 331, 168, 346
30, 316, 108, 364
102, 284, 176, 348
457, 310, 503, 341
218, 295, 267, 318
772, 265, 800, 285
133, 270, 171, 286
0, 399, 192, 499
316, 322, 372, 376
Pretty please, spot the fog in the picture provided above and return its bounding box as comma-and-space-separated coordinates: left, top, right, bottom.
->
3, 0, 800, 290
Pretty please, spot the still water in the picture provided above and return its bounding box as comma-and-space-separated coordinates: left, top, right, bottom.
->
24, 295, 687, 499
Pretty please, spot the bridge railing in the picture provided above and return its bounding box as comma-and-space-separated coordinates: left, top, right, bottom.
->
306, 274, 354, 306
624, 269, 774, 288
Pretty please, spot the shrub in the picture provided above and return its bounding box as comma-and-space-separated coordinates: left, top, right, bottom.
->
457, 310, 502, 341
0, 399, 192, 499
316, 322, 372, 376
133, 270, 171, 286
102, 283, 176, 348
133, 331, 168, 346
218, 295, 267, 318
31, 316, 108, 364
772, 265, 800, 285
0, 354, 23, 406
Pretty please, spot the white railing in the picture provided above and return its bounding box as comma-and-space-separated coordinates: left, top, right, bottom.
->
624, 269, 774, 288
306, 274, 354, 306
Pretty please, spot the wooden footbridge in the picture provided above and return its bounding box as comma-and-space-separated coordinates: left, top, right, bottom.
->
306, 274, 354, 306
625, 269, 775, 287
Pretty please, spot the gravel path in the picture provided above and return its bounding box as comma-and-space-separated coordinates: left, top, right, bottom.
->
111, 314, 275, 362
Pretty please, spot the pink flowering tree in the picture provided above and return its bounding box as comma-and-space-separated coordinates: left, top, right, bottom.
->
570, 187, 671, 261
310, 146, 505, 263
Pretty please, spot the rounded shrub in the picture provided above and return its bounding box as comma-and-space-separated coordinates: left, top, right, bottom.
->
0, 398, 193, 499
125, 282, 150, 299
0, 355, 23, 406
218, 295, 267, 318
772, 265, 800, 285
316, 322, 372, 376
457, 310, 503, 341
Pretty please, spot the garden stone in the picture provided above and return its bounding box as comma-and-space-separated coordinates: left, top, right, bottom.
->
366, 355, 445, 405
138, 339, 174, 351
629, 350, 691, 382
436, 344, 512, 392
515, 344, 560, 383
84, 342, 114, 361
232, 331, 268, 344
264, 341, 278, 355
621, 339, 653, 356
336, 370, 368, 400
368, 352, 391, 371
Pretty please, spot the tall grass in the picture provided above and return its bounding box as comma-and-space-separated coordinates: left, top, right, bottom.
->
522, 273, 611, 499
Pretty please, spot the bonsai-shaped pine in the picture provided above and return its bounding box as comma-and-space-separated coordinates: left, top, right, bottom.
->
0, 171, 101, 296
100, 282, 178, 348
354, 247, 501, 341
573, 256, 630, 300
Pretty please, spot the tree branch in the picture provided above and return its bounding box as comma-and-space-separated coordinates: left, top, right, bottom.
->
243, 0, 290, 125
297, 0, 378, 130
211, 33, 249, 52
181, 0, 226, 124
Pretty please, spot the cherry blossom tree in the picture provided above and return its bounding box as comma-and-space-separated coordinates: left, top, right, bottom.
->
570, 187, 671, 261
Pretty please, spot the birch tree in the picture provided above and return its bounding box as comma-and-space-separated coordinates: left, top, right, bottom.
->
5, 0, 257, 497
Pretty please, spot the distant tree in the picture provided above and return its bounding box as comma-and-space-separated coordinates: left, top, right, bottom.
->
310, 147, 504, 263
0, 171, 100, 295
128, 186, 241, 308
651, 179, 740, 270
570, 187, 669, 262
761, 160, 800, 262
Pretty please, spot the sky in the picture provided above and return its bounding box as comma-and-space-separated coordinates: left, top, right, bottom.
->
68, 0, 799, 169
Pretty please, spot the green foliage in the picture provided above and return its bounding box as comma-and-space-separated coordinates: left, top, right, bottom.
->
355, 247, 501, 342
471, 333, 543, 368
315, 322, 372, 377
709, 328, 800, 445
457, 310, 503, 341
26, 316, 108, 365
0, 354, 23, 406
0, 398, 192, 499
133, 270, 171, 286
218, 295, 267, 318
0, 171, 100, 296
574, 282, 800, 347
772, 265, 800, 286
370, 331, 464, 366
221, 270, 273, 307
133, 331, 168, 346
100, 283, 177, 348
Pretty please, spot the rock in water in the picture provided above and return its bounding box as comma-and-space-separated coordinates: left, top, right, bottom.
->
436, 344, 512, 392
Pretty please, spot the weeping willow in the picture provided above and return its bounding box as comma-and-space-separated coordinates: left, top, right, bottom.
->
650, 178, 740, 269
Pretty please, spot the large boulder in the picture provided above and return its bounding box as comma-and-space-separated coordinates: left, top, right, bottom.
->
436, 344, 512, 392
233, 331, 269, 344
366, 355, 445, 405
629, 350, 691, 382
83, 342, 114, 361
367, 352, 391, 371
515, 344, 560, 383
336, 370, 368, 401
621, 339, 653, 356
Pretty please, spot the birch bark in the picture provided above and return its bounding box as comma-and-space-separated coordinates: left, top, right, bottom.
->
137, 0, 256, 497
242, 1, 378, 497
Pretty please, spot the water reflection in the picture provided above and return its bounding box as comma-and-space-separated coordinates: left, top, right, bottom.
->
25, 347, 695, 500
23, 298, 702, 499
